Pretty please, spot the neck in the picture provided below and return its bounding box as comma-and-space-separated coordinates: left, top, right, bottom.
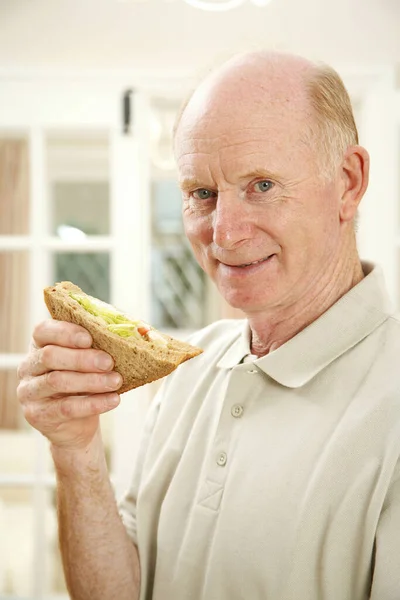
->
248, 242, 364, 357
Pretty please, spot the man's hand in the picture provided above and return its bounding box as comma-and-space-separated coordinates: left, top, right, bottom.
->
17, 320, 122, 450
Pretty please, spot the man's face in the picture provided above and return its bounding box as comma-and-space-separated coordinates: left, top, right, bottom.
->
175, 86, 343, 315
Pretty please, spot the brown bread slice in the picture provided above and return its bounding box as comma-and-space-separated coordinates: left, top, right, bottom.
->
43, 281, 203, 393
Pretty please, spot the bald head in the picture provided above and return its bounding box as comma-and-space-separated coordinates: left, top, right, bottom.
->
175, 52, 312, 136
174, 51, 358, 179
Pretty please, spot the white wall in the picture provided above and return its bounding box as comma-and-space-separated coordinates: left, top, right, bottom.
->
0, 0, 399, 73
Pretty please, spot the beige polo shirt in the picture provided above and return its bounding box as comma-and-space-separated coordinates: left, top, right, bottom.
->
119, 262, 400, 600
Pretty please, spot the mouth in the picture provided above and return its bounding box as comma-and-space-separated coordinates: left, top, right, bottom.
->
222, 254, 275, 268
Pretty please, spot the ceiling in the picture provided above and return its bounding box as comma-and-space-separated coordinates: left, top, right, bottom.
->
0, 0, 399, 75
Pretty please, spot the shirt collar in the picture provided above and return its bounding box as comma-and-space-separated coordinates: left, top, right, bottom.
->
216, 262, 394, 388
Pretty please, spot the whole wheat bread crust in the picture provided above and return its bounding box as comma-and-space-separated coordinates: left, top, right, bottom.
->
43, 282, 203, 393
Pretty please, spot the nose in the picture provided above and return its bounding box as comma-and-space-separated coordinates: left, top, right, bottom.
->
212, 191, 253, 249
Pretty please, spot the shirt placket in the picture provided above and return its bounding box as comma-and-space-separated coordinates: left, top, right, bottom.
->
198, 362, 261, 511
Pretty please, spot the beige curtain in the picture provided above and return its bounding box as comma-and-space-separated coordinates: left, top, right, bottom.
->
0, 139, 29, 235
0, 372, 21, 429
0, 139, 30, 429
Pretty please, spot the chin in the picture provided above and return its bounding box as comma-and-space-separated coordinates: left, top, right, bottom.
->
220, 289, 274, 314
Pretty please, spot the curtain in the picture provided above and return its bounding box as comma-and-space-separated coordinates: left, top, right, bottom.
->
0, 139, 30, 429
0, 139, 29, 235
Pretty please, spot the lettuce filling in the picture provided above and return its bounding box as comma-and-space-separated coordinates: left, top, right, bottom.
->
70, 293, 151, 342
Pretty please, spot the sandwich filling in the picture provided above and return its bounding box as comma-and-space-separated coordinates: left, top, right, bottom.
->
69, 292, 168, 346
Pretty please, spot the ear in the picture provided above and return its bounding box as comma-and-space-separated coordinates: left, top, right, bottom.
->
339, 146, 370, 223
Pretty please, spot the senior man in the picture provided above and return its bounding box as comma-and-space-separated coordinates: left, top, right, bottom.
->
18, 52, 400, 600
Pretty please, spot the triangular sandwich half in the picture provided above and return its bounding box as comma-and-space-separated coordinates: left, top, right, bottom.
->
44, 281, 203, 393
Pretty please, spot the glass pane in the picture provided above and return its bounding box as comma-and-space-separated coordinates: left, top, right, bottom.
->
46, 133, 110, 237
53, 252, 110, 302
53, 181, 109, 237
0, 487, 33, 596
152, 180, 183, 235
0, 371, 27, 431
0, 136, 30, 235
149, 98, 178, 172
150, 179, 206, 330
0, 251, 30, 353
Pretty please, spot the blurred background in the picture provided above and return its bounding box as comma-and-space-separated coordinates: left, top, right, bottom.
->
0, 0, 399, 597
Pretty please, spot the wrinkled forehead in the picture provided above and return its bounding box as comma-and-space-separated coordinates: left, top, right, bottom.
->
175, 104, 314, 165
174, 75, 313, 158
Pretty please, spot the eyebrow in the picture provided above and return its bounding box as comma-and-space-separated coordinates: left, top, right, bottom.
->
179, 178, 208, 192
239, 169, 280, 182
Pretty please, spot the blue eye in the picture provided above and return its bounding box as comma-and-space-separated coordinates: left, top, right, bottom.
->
255, 180, 273, 192
193, 189, 214, 200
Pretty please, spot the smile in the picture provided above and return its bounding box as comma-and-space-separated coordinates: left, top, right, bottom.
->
236, 256, 272, 268
221, 255, 274, 268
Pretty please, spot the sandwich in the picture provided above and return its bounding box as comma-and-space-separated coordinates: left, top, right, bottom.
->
44, 281, 203, 393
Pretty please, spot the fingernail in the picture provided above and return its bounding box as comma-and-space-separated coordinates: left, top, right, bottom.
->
95, 355, 113, 371
76, 333, 92, 348
107, 394, 120, 406
106, 373, 122, 389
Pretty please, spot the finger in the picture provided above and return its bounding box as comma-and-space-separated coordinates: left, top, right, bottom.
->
23, 393, 120, 427
18, 370, 123, 403
33, 320, 92, 350
53, 393, 121, 420
20, 345, 115, 379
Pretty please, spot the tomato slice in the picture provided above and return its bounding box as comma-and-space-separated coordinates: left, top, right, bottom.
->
138, 325, 150, 337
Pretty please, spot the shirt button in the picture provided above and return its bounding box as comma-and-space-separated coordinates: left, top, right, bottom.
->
217, 452, 227, 467
247, 368, 258, 374
231, 404, 244, 418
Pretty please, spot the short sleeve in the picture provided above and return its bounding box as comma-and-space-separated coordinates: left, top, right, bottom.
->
370, 464, 400, 600
118, 388, 162, 545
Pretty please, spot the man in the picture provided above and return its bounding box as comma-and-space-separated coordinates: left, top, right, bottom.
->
17, 52, 400, 600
